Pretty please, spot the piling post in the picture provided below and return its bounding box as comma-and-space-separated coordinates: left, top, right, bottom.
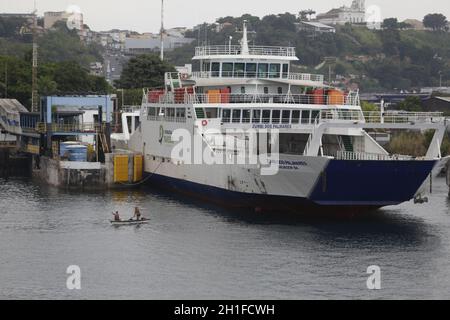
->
3, 148, 10, 178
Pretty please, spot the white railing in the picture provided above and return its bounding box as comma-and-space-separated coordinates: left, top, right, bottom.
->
154, 92, 360, 106
195, 45, 296, 57
288, 73, 324, 83
319, 110, 444, 124
190, 71, 324, 83
320, 110, 364, 122
121, 106, 141, 113
336, 151, 413, 161
363, 112, 444, 124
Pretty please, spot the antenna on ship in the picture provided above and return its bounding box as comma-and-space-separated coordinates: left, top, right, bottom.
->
240, 20, 249, 55
160, 0, 165, 61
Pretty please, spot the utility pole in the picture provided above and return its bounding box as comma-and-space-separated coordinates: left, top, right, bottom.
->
160, 0, 165, 61
31, 0, 39, 113
323, 57, 337, 84
4, 62, 7, 98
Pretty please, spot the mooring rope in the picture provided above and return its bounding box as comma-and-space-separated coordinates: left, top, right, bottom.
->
118, 160, 163, 187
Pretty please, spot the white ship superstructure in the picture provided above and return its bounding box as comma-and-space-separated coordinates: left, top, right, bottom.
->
120, 22, 447, 212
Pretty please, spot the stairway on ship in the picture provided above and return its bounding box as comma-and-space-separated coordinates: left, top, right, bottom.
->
340, 135, 354, 153
195, 108, 206, 119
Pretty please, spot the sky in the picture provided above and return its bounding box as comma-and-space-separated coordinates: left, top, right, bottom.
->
1, 0, 450, 33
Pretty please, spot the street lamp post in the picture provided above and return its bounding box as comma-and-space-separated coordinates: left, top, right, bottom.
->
117, 89, 125, 108
3, 61, 7, 98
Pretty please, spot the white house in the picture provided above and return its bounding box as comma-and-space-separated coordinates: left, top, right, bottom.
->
316, 0, 366, 25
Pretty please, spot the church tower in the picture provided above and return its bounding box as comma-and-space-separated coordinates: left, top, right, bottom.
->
351, 0, 365, 12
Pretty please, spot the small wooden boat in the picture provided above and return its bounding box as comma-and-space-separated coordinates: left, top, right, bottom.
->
110, 218, 150, 226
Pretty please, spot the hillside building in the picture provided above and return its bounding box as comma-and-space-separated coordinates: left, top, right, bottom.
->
296, 21, 336, 34
316, 0, 366, 25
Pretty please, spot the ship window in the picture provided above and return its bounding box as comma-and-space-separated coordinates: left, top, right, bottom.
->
282, 64, 289, 79
232, 109, 242, 123
222, 63, 233, 77
242, 109, 251, 123
311, 110, 320, 123
245, 63, 256, 78
272, 110, 281, 123
241, 87, 246, 94
234, 63, 245, 78
252, 110, 261, 123
246, 63, 257, 78
222, 109, 231, 123
127, 116, 132, 134
262, 110, 271, 123
264, 87, 269, 94
135, 117, 141, 129
258, 63, 268, 78
205, 108, 218, 118
277, 87, 283, 94
282, 110, 291, 124
176, 108, 186, 119
211, 62, 220, 77
301, 110, 311, 124
169, 108, 176, 118
292, 110, 300, 124
147, 107, 157, 118
269, 64, 281, 78
202, 62, 210, 72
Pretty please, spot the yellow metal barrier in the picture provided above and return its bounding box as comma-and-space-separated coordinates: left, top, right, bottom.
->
36, 123, 46, 133
133, 155, 143, 182
26, 144, 40, 155
0, 141, 17, 148
114, 155, 129, 183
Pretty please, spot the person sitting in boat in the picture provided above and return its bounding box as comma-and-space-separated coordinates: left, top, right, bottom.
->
112, 211, 121, 222
133, 207, 142, 221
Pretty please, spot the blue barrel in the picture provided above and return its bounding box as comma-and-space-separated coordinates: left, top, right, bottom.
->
60, 142, 79, 157
66, 145, 88, 162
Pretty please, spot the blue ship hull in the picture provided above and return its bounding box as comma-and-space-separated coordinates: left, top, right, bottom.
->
309, 160, 436, 206
144, 159, 437, 213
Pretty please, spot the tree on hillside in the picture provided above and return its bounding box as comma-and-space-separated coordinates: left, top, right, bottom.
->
361, 101, 379, 112
382, 18, 399, 30
0, 16, 27, 38
37, 21, 104, 67
115, 54, 175, 89
299, 10, 316, 21
380, 28, 401, 56
398, 22, 413, 30
397, 96, 423, 112
0, 55, 109, 107
51, 61, 109, 94
423, 14, 448, 31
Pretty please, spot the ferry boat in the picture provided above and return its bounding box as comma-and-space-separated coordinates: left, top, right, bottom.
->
118, 22, 448, 213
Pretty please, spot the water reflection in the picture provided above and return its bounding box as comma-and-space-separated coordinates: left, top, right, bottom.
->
1, 177, 449, 299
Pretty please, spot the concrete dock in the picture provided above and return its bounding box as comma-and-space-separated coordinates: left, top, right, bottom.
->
31, 152, 143, 190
